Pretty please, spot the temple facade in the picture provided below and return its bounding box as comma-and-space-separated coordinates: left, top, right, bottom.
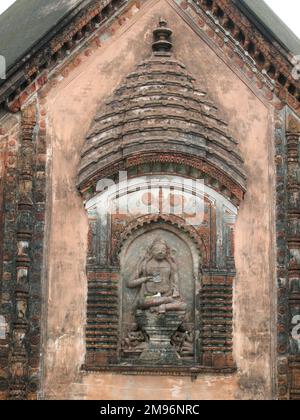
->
0, 0, 299, 400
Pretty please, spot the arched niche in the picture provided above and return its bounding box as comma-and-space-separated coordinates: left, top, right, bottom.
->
85, 175, 237, 268
119, 222, 201, 364
83, 174, 238, 374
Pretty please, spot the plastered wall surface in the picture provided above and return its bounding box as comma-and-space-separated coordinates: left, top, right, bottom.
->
42, 0, 276, 400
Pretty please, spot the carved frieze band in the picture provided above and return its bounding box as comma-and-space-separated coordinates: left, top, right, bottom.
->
79, 153, 245, 205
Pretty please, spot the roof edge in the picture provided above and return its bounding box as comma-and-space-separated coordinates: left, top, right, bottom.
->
234, 0, 300, 56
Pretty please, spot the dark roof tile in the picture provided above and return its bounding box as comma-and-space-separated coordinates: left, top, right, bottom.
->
0, 0, 85, 70
0, 0, 299, 87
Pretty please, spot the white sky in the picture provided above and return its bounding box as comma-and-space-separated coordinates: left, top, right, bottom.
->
0, 0, 299, 38
0, 0, 16, 15
264, 0, 300, 38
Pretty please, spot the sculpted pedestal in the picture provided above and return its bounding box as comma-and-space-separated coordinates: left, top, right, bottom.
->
136, 310, 186, 365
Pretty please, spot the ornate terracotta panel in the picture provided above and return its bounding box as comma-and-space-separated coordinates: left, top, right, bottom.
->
78, 19, 246, 376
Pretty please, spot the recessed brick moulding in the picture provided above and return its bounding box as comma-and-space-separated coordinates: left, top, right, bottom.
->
78, 20, 246, 376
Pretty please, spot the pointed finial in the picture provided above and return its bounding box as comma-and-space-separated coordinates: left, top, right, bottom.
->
152, 18, 173, 54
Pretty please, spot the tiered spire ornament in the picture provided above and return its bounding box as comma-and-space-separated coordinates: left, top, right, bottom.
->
152, 19, 173, 54
78, 20, 246, 202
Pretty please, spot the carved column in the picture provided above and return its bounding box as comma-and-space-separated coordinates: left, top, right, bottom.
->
286, 115, 300, 400
9, 104, 36, 400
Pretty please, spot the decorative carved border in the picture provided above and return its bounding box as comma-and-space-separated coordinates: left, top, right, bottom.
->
0, 115, 20, 399
6, 104, 36, 399
82, 364, 236, 377
286, 113, 300, 400
126, 153, 245, 202
0, 99, 48, 400
275, 108, 300, 400
114, 214, 208, 263
79, 152, 245, 205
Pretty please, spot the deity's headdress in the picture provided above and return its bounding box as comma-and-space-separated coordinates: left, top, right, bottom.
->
150, 236, 168, 251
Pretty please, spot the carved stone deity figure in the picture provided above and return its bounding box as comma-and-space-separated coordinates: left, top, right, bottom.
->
124, 236, 187, 364
127, 237, 186, 314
